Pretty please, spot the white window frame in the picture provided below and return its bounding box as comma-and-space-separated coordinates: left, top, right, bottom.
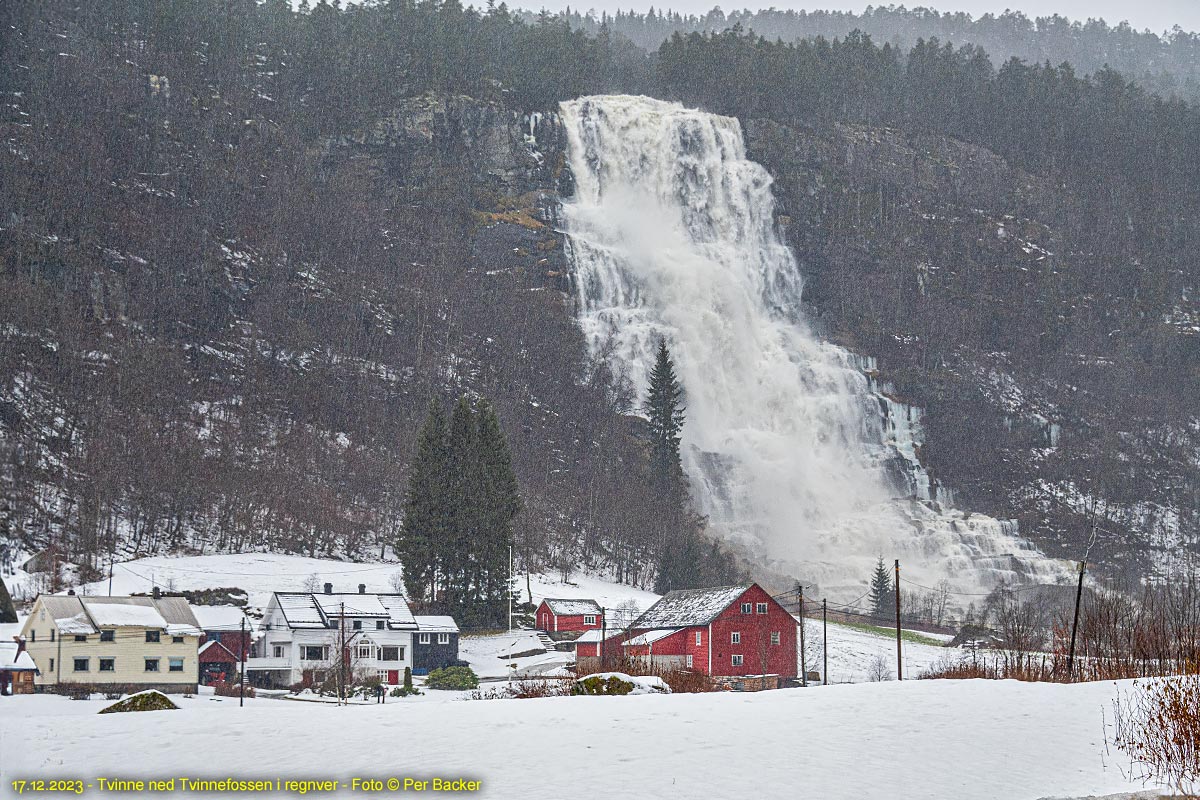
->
168, 657, 185, 673
380, 646, 400, 662
732, 654, 743, 667
770, 631, 781, 645
583, 615, 596, 625
731, 631, 741, 644
145, 658, 161, 673
695, 631, 702, 646
686, 654, 694, 669
377, 669, 390, 683
756, 602, 768, 614
73, 656, 89, 672
273, 645, 284, 659
740, 603, 752, 614
99, 657, 115, 672
301, 645, 327, 662
438, 633, 450, 645
356, 644, 374, 660
419, 633, 431, 644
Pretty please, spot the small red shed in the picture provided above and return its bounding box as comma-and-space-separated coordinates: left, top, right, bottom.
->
625, 584, 797, 679
536, 598, 602, 634
198, 640, 240, 685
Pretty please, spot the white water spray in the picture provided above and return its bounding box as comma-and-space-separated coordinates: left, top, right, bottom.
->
560, 95, 1068, 598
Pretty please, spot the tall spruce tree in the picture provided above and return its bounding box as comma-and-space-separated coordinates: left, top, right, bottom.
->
645, 339, 687, 493
444, 396, 481, 606
397, 399, 450, 603
475, 399, 521, 609
645, 339, 696, 594
868, 556, 895, 619
0, 575, 15, 625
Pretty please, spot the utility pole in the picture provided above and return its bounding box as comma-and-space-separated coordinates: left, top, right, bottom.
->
822, 598, 828, 686
107, 556, 114, 597
600, 607, 607, 671
239, 617, 246, 708
798, 582, 807, 687
339, 602, 346, 707
894, 559, 903, 681
508, 545, 513, 632
1067, 513, 1100, 681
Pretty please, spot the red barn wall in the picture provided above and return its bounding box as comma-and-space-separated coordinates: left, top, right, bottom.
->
708, 586, 797, 678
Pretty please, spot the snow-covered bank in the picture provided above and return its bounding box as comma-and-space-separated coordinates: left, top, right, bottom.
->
0, 679, 1151, 799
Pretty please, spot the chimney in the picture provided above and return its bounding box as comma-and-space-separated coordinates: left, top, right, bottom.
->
323, 582, 333, 595
358, 584, 366, 594
12, 635, 25, 656
152, 586, 161, 600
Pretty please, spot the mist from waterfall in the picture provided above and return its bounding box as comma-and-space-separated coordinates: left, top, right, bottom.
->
559, 94, 1066, 598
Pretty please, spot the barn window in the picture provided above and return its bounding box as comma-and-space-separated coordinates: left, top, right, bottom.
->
756, 603, 768, 614
381, 647, 400, 662
169, 658, 185, 672
583, 615, 596, 625
740, 603, 752, 614
771, 632, 781, 645
686, 655, 694, 669
730, 632, 741, 644
419, 633, 431, 644
99, 658, 115, 672
73, 657, 89, 672
145, 658, 160, 672
146, 631, 161, 643
100, 630, 114, 642
732, 655, 743, 666
695, 631, 702, 646
438, 633, 450, 645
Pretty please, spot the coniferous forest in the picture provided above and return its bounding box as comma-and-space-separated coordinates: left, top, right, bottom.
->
1, 0, 1198, 595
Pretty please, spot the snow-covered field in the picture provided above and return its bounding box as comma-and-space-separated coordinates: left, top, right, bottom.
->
0, 679, 1156, 799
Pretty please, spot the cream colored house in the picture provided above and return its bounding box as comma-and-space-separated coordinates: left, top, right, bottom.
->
20, 594, 202, 694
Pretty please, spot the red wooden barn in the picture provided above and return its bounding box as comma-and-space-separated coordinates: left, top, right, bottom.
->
536, 598, 602, 634
198, 640, 241, 685
622, 584, 797, 679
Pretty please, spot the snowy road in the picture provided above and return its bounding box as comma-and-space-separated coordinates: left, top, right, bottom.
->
0, 679, 1152, 799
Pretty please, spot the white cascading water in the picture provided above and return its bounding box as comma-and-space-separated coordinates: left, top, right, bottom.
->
559, 95, 1069, 599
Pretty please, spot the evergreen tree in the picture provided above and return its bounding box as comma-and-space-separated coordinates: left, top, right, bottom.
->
474, 399, 521, 608
0, 575, 15, 625
868, 556, 895, 619
645, 339, 686, 493
397, 399, 450, 603
444, 395, 481, 606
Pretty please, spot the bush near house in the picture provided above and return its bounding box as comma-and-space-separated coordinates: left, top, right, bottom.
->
573, 675, 635, 696
426, 666, 479, 690
99, 690, 179, 714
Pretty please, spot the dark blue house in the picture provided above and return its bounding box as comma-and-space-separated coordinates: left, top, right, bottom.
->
412, 616, 460, 674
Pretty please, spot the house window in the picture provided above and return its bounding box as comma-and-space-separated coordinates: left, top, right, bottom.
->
49, 658, 54, 671
99, 658, 115, 672
741, 603, 752, 614
756, 602, 768, 614
301, 646, 326, 662
771, 632, 781, 645
378, 670, 390, 683
273, 645, 284, 659
172, 636, 184, 644
73, 657, 89, 672
330, 620, 339, 629
352, 621, 362, 631
732, 654, 743, 667
145, 658, 161, 672
686, 654, 694, 669
30, 630, 35, 643
731, 632, 741, 644
74, 634, 88, 642
438, 633, 450, 645
357, 644, 373, 660
146, 631, 161, 643
169, 658, 185, 672
381, 647, 400, 662
50, 630, 55, 642
100, 630, 114, 642
396, 646, 405, 660
583, 615, 596, 626
376, 620, 385, 630
695, 631, 702, 646
419, 633, 431, 644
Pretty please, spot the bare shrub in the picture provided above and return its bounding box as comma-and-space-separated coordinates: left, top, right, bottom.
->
1112, 674, 1200, 795
867, 655, 893, 682
576, 656, 715, 693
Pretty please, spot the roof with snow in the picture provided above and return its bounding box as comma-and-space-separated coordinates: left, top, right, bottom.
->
631, 585, 753, 629
36, 595, 201, 635
0, 642, 37, 671
271, 592, 417, 631
623, 628, 682, 647
541, 598, 602, 615
190, 605, 251, 632
415, 615, 459, 633
199, 640, 239, 661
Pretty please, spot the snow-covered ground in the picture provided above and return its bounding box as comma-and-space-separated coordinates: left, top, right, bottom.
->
0, 679, 1157, 799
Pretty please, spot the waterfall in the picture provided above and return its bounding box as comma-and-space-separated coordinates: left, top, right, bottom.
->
559, 95, 1067, 598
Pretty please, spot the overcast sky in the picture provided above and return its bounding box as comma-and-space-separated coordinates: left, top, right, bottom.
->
524, 1, 1199, 34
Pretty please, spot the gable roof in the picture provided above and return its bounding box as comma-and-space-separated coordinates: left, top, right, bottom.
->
270, 592, 417, 631
32, 595, 201, 636
414, 615, 459, 633
0, 642, 37, 672
541, 598, 602, 615
198, 640, 239, 661
631, 585, 753, 628
191, 605, 251, 632
623, 628, 682, 647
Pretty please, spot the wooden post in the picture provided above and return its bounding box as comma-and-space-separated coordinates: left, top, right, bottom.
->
600, 607, 607, 671
1067, 559, 1086, 680
339, 602, 346, 706
822, 598, 828, 685
798, 582, 807, 687
239, 617, 246, 707
894, 560, 903, 681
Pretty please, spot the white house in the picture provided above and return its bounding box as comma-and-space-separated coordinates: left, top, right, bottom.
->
246, 584, 417, 687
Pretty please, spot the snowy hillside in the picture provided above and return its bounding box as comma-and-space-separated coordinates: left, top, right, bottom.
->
0, 679, 1153, 799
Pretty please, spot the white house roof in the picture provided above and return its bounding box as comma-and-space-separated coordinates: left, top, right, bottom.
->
0, 642, 37, 671
36, 595, 201, 635
414, 615, 459, 633
190, 605, 251, 632
272, 592, 417, 631
631, 585, 752, 628
542, 598, 602, 615
623, 628, 682, 647
573, 629, 605, 644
